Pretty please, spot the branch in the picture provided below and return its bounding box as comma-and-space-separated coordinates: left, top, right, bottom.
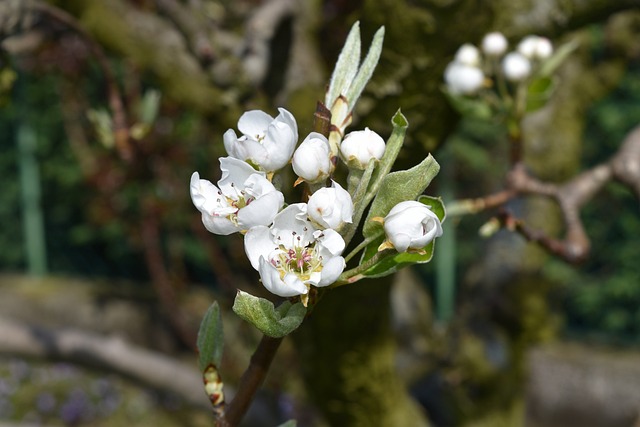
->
0, 315, 210, 409
218, 335, 283, 427
450, 124, 640, 263
28, 1, 132, 162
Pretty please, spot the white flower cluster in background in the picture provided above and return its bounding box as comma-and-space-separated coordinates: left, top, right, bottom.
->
191, 107, 443, 304
444, 31, 554, 95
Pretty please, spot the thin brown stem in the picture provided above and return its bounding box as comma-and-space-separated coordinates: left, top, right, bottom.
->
220, 335, 283, 426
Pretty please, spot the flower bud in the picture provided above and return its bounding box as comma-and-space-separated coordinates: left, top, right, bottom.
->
444, 62, 485, 95
517, 35, 553, 60
454, 44, 481, 66
340, 127, 386, 169
535, 37, 553, 59
292, 132, 332, 183
382, 201, 442, 253
481, 32, 508, 56
307, 181, 353, 230
502, 52, 531, 82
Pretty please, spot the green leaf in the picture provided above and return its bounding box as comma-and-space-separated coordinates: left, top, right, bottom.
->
276, 421, 297, 427
364, 110, 409, 204
526, 76, 555, 113
363, 155, 440, 238
325, 22, 361, 108
197, 301, 224, 372
538, 39, 579, 78
139, 89, 161, 124
232, 291, 306, 338
345, 26, 385, 108
361, 240, 437, 278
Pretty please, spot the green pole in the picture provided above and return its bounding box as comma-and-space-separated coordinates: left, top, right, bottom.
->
17, 123, 48, 276
435, 151, 455, 323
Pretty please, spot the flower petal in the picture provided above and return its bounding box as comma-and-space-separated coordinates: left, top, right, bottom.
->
244, 226, 277, 270
259, 257, 307, 297
237, 110, 274, 139
314, 228, 346, 257
190, 172, 222, 214
218, 157, 264, 197
201, 212, 238, 235
237, 191, 284, 229
318, 256, 345, 286
271, 204, 314, 248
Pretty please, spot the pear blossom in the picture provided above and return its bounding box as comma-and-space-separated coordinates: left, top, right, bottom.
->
223, 108, 298, 172
382, 201, 443, 253
244, 203, 346, 300
444, 62, 485, 95
307, 181, 353, 230
340, 127, 386, 169
502, 52, 531, 82
482, 32, 508, 56
292, 132, 332, 183
190, 157, 284, 235
454, 44, 481, 66
517, 35, 553, 60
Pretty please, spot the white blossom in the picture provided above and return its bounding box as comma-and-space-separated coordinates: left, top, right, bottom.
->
292, 132, 332, 183
307, 181, 353, 230
223, 108, 298, 173
382, 201, 443, 253
517, 35, 553, 60
455, 44, 481, 66
340, 127, 386, 169
190, 157, 284, 235
482, 32, 508, 56
444, 62, 485, 95
244, 203, 346, 300
502, 52, 531, 82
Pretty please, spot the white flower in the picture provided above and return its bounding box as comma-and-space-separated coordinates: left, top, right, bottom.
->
223, 108, 298, 173
244, 203, 346, 299
502, 52, 531, 82
534, 37, 553, 59
292, 132, 332, 183
340, 127, 386, 169
190, 157, 284, 235
455, 44, 481, 66
517, 35, 553, 60
444, 62, 485, 95
307, 181, 353, 230
482, 32, 508, 56
382, 201, 443, 253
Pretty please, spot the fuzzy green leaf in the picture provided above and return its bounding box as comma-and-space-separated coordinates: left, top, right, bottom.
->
345, 26, 385, 107
197, 301, 224, 372
325, 22, 361, 108
232, 291, 306, 338
538, 39, 579, 78
364, 110, 409, 205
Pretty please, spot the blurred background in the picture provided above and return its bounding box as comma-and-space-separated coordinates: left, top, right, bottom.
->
0, 0, 639, 426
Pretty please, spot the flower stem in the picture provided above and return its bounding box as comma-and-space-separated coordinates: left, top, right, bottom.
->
333, 248, 395, 287
220, 335, 283, 426
344, 231, 384, 263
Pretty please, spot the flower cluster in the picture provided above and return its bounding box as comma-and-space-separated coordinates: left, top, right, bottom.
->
191, 106, 444, 304
444, 31, 554, 95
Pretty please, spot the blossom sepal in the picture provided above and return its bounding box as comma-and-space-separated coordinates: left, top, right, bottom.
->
232, 290, 307, 338
352, 196, 445, 279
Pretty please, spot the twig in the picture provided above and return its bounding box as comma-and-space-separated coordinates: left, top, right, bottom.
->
449, 124, 640, 263
31, 1, 132, 161
219, 335, 283, 427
